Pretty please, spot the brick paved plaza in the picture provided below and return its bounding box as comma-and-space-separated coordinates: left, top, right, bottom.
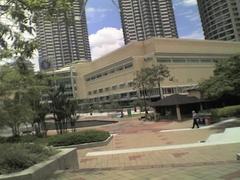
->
49, 118, 240, 180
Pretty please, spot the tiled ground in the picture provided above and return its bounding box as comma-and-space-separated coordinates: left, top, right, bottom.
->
49, 118, 240, 180
51, 162, 240, 180
78, 143, 240, 170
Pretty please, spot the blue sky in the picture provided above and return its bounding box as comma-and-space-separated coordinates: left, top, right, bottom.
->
85, 0, 204, 59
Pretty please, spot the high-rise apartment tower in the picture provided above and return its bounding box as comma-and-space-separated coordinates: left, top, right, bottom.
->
37, 0, 91, 70
118, 0, 178, 44
197, 0, 240, 41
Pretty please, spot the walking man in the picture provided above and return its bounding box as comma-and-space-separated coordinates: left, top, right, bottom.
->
192, 110, 199, 129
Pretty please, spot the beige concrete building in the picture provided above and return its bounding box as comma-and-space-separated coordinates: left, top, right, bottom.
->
56, 38, 240, 107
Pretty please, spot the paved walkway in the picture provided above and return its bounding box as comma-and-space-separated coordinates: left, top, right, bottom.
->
49, 118, 240, 180
52, 162, 240, 180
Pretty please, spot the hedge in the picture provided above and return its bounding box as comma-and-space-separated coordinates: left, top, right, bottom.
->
0, 144, 56, 175
210, 105, 240, 120
47, 129, 110, 147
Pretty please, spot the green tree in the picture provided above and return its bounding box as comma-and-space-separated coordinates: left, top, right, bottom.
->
199, 55, 240, 98
49, 84, 77, 134
0, 63, 50, 136
133, 68, 152, 114
27, 73, 51, 137
149, 64, 170, 99
0, 64, 35, 136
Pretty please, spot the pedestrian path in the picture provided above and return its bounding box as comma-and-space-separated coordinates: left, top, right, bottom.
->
87, 127, 240, 157
50, 161, 240, 180
160, 118, 237, 132
49, 118, 240, 180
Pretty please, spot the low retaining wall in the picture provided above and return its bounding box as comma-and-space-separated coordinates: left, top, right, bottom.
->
0, 148, 79, 180
56, 134, 113, 149
237, 153, 240, 160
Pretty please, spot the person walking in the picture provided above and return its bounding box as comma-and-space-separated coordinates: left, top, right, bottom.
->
192, 110, 199, 129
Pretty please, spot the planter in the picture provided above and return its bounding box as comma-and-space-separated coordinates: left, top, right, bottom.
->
56, 134, 113, 149
0, 148, 79, 180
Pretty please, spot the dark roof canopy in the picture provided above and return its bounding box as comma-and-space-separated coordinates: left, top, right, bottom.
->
150, 94, 204, 107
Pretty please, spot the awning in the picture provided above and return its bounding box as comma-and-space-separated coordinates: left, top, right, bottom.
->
150, 94, 204, 107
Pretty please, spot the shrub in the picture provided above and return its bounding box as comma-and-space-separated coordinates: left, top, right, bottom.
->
0, 135, 43, 144
0, 143, 56, 175
47, 129, 110, 146
210, 105, 240, 121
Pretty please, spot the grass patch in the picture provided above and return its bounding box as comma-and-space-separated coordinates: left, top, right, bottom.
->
0, 143, 56, 175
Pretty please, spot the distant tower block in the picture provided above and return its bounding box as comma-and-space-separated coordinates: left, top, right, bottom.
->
118, 0, 178, 44
197, 0, 240, 41
37, 0, 91, 70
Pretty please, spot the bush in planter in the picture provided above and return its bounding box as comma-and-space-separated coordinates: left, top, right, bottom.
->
47, 129, 110, 146
0, 143, 56, 175
210, 105, 240, 121
0, 135, 43, 144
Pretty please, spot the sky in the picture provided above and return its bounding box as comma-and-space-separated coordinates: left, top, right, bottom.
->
86, 0, 204, 60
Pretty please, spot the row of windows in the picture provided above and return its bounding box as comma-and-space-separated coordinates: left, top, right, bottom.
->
156, 57, 219, 64
81, 91, 138, 104
82, 86, 195, 104
88, 82, 134, 95
139, 86, 193, 97
85, 62, 133, 82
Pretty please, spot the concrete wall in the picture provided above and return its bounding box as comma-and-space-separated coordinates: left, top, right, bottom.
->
0, 148, 79, 180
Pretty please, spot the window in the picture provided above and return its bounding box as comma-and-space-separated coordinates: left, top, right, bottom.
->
172, 58, 186, 63
98, 89, 103, 93
130, 91, 137, 97
157, 57, 171, 63
124, 63, 133, 69
187, 59, 199, 63
105, 87, 110, 92
120, 93, 128, 98
116, 66, 124, 71
119, 83, 126, 89
112, 85, 117, 90
128, 82, 134, 87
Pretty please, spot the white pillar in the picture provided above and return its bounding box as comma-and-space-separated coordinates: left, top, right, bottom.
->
176, 105, 182, 121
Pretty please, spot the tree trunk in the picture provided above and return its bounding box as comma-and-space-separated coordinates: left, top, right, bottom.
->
142, 85, 148, 115
158, 82, 161, 100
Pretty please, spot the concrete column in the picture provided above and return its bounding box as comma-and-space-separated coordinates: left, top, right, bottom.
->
176, 105, 182, 121
200, 103, 203, 111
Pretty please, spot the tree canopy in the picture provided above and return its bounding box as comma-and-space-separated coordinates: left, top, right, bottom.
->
199, 55, 240, 98
133, 64, 170, 114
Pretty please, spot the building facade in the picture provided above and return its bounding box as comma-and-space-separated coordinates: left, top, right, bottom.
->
118, 0, 178, 44
37, 0, 91, 70
71, 38, 240, 108
197, 0, 240, 41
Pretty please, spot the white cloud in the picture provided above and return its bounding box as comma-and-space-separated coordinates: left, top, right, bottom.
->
182, 0, 197, 6
174, 0, 197, 7
86, 7, 112, 24
86, 7, 111, 13
89, 27, 124, 60
181, 30, 204, 39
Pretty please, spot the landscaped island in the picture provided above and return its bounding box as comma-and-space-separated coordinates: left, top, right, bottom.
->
0, 129, 110, 175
